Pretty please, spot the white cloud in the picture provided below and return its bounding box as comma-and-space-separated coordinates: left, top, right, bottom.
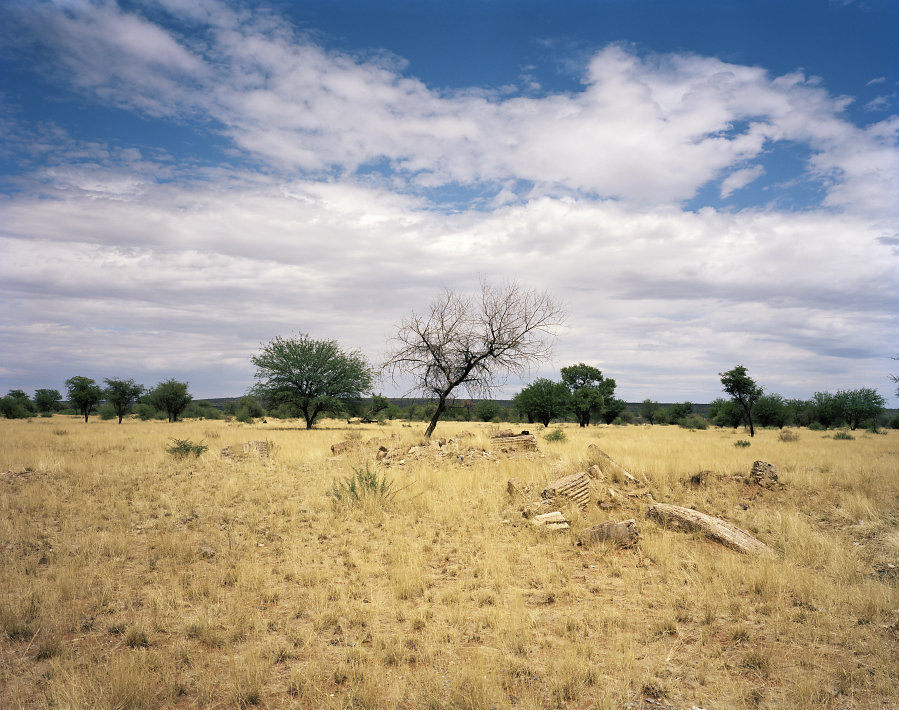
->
1, 0, 897, 402
720, 165, 765, 198
9, 2, 897, 214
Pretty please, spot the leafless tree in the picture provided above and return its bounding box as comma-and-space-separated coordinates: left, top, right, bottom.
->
383, 280, 565, 438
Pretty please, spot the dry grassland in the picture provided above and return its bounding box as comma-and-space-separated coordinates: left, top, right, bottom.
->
1, 417, 897, 709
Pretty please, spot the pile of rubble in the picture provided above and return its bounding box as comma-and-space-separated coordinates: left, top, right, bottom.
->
221, 440, 271, 460
328, 431, 543, 466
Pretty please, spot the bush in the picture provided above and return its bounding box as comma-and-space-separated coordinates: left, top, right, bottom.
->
235, 407, 254, 424
544, 428, 567, 442
734, 439, 751, 448
135, 403, 157, 421
166, 438, 208, 458
889, 414, 899, 430
677, 415, 708, 430
98, 403, 117, 420
832, 431, 854, 440
329, 464, 397, 507
807, 421, 825, 431
778, 429, 799, 442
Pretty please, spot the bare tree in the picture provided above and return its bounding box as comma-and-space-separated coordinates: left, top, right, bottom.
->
384, 280, 565, 438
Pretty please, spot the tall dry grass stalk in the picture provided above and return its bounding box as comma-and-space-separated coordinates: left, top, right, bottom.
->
1, 416, 897, 708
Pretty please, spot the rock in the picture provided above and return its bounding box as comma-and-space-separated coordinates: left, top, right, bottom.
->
578, 519, 640, 548
531, 511, 570, 530
330, 440, 360, 455
541, 471, 591, 510
197, 544, 217, 559
491, 433, 538, 452
587, 445, 640, 484
586, 464, 603, 479
749, 461, 779, 488
376, 446, 389, 460
647, 503, 771, 555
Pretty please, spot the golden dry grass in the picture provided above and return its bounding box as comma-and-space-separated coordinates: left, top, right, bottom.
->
1, 416, 897, 709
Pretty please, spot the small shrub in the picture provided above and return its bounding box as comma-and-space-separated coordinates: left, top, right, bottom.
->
235, 408, 254, 424
833, 431, 854, 440
544, 428, 567, 442
734, 439, 751, 448
125, 626, 150, 648
40, 412, 53, 418
778, 429, 799, 442
677, 415, 708, 430
166, 438, 208, 458
807, 421, 824, 431
99, 403, 117, 420
329, 464, 397, 507
134, 403, 156, 421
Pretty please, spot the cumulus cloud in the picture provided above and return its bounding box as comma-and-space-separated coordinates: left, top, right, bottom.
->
1, 0, 897, 401
7, 0, 896, 214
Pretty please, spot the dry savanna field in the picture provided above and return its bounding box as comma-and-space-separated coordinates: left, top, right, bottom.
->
1, 416, 897, 709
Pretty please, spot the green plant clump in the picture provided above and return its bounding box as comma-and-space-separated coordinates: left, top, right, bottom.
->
329, 464, 397, 507
166, 438, 208, 458
778, 429, 799, 442
734, 439, 751, 448
832, 431, 855, 440
544, 428, 567, 442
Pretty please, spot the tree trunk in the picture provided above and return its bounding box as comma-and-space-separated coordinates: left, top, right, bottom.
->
424, 395, 449, 439
118, 414, 123, 424
83, 411, 89, 423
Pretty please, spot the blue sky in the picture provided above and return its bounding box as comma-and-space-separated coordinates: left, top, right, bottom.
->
1, 0, 897, 404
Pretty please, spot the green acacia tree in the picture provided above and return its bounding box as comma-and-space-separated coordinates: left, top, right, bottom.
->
600, 397, 628, 424
639, 399, 661, 425
513, 379, 570, 427
104, 378, 144, 424
147, 379, 192, 423
560, 363, 615, 427
65, 376, 103, 423
251, 334, 373, 430
719, 365, 763, 437
33, 388, 62, 413
837, 388, 886, 431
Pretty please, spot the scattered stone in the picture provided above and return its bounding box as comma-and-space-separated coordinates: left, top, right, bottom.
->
221, 441, 270, 460
490, 433, 538, 452
376, 446, 389, 460
331, 440, 361, 455
587, 445, 640, 484
541, 471, 591, 510
586, 464, 603, 479
577, 519, 640, 548
647, 503, 771, 555
197, 544, 217, 559
749, 460, 779, 488
531, 511, 570, 530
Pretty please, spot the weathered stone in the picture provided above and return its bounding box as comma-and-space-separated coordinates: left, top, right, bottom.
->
330, 440, 360, 455
491, 433, 538, 452
749, 460, 778, 488
587, 445, 639, 484
220, 446, 233, 458
586, 464, 603, 479
376, 446, 389, 460
578, 519, 640, 548
197, 544, 217, 559
531, 511, 569, 530
243, 440, 269, 458
541, 471, 591, 510
647, 503, 770, 555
